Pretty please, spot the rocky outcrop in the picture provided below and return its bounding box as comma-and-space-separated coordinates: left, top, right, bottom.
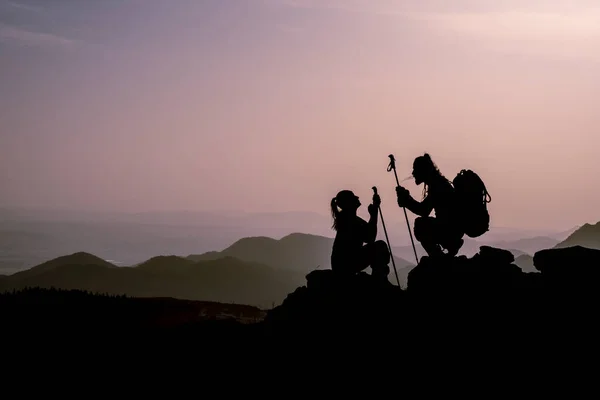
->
262, 245, 600, 341
263, 269, 405, 338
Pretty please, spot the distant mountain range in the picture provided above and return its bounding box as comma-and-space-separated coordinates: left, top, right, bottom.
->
1, 205, 597, 305
0, 206, 583, 273
0, 252, 304, 308
0, 232, 416, 306
187, 232, 415, 274
0, 209, 336, 274
3, 220, 598, 306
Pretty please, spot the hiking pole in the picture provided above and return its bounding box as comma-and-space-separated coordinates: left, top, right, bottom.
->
387, 154, 419, 265
372, 186, 401, 287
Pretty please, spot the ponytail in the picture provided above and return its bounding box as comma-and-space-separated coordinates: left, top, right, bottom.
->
330, 197, 340, 231
330, 190, 355, 231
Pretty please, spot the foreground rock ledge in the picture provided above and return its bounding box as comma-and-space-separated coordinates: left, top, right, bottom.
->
262, 245, 600, 338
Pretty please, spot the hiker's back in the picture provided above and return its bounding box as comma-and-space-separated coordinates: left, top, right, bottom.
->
428, 177, 459, 223
331, 216, 367, 269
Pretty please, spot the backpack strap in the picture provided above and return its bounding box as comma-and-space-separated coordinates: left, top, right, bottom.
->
482, 182, 491, 204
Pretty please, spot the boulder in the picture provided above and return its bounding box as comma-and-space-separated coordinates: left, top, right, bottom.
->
263, 269, 405, 338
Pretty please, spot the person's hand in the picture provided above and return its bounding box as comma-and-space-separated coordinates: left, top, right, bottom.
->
372, 193, 381, 208
396, 185, 410, 207
368, 203, 378, 216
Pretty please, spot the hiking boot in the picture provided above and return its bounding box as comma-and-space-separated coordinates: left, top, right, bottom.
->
371, 264, 390, 280
423, 243, 444, 258
445, 238, 464, 257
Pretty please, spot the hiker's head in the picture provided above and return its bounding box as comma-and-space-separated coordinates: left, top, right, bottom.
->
330, 190, 360, 230
412, 153, 441, 185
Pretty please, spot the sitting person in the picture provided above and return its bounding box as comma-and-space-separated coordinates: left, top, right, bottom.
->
330, 189, 390, 280
396, 153, 464, 258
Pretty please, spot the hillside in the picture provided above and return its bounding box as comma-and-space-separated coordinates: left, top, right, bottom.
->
1, 287, 265, 336
8, 252, 118, 280
549, 225, 581, 241
187, 232, 416, 276
555, 222, 600, 250
135, 255, 195, 271
0, 253, 305, 308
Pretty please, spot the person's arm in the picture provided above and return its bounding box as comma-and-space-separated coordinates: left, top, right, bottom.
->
364, 205, 378, 244
364, 191, 381, 243
397, 186, 434, 217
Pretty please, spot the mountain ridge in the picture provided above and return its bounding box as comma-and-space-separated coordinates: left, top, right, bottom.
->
0, 252, 305, 308
555, 221, 600, 250
187, 232, 416, 275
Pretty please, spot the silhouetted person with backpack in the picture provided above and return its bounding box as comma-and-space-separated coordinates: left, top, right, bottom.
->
396, 153, 465, 258
330, 190, 390, 281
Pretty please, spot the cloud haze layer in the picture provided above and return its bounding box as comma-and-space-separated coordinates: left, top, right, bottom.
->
1, 0, 599, 230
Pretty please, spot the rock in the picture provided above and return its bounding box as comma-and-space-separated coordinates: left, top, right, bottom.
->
533, 246, 600, 298
534, 246, 600, 275
477, 246, 515, 265
263, 268, 405, 338
262, 245, 600, 341
306, 269, 336, 290
407, 247, 521, 297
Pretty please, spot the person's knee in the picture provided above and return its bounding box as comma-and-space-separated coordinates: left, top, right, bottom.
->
414, 217, 430, 242
372, 263, 390, 279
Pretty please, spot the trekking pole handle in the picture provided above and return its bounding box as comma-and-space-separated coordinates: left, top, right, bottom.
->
387, 154, 400, 186
387, 154, 395, 171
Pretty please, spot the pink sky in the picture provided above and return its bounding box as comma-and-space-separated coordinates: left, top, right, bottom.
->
1, 0, 599, 230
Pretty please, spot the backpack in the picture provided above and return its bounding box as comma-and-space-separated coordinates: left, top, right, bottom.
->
452, 169, 492, 238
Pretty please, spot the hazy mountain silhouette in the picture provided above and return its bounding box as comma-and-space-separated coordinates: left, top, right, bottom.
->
514, 254, 535, 272
470, 225, 579, 243
0, 252, 305, 308
0, 208, 334, 275
548, 225, 581, 241
187, 232, 415, 277
554, 221, 600, 249
134, 255, 195, 271
488, 236, 560, 255
8, 251, 118, 280
2, 206, 580, 275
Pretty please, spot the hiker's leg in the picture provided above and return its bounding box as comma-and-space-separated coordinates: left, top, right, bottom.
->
346, 245, 371, 274
414, 217, 443, 257
370, 240, 390, 279
332, 251, 363, 276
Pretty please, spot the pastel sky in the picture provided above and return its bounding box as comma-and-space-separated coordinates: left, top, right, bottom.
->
1, 0, 599, 230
